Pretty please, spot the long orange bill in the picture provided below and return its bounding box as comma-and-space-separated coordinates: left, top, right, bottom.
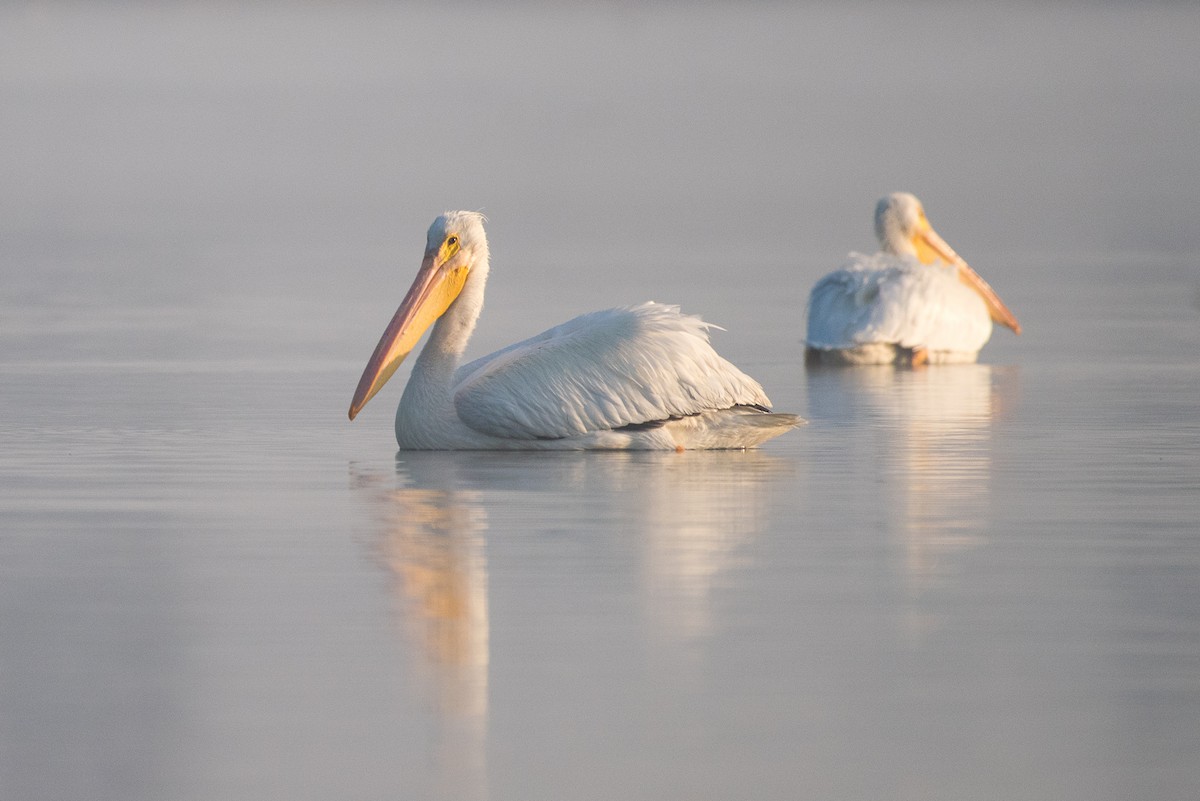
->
919, 227, 1022, 335
349, 251, 444, 420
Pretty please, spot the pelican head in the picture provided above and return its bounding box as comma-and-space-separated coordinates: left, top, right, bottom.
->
874, 192, 1021, 335
349, 211, 489, 420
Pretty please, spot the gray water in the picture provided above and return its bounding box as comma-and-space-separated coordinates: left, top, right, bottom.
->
3, 3, 1199, 800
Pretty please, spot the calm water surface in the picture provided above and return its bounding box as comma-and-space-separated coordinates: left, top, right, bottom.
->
3, 4, 1200, 801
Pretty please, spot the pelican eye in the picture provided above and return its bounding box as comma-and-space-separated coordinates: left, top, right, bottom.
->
441, 234, 462, 262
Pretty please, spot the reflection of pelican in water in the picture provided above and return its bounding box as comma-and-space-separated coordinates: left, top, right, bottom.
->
351, 449, 793, 798
404, 450, 791, 642
542, 451, 792, 640
611, 451, 795, 641
352, 456, 489, 800
358, 449, 793, 680
806, 365, 1019, 632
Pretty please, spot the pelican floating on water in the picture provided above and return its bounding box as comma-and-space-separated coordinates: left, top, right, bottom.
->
349, 211, 802, 450
805, 192, 1020, 366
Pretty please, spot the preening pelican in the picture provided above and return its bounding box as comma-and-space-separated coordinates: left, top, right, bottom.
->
805, 192, 1020, 366
349, 211, 802, 450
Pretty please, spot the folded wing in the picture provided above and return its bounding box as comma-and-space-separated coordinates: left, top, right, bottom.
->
806, 253, 991, 352
453, 302, 771, 440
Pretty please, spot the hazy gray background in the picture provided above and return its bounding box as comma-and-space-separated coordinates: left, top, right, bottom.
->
4, 2, 1198, 345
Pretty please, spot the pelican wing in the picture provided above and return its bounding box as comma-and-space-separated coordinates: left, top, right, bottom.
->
452, 302, 771, 440
805, 253, 991, 352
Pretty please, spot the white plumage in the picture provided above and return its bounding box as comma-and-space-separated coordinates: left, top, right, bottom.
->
807, 253, 993, 364
805, 193, 1020, 366
350, 211, 801, 450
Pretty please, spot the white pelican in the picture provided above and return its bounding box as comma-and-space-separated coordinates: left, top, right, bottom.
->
349, 211, 802, 450
805, 192, 1021, 366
